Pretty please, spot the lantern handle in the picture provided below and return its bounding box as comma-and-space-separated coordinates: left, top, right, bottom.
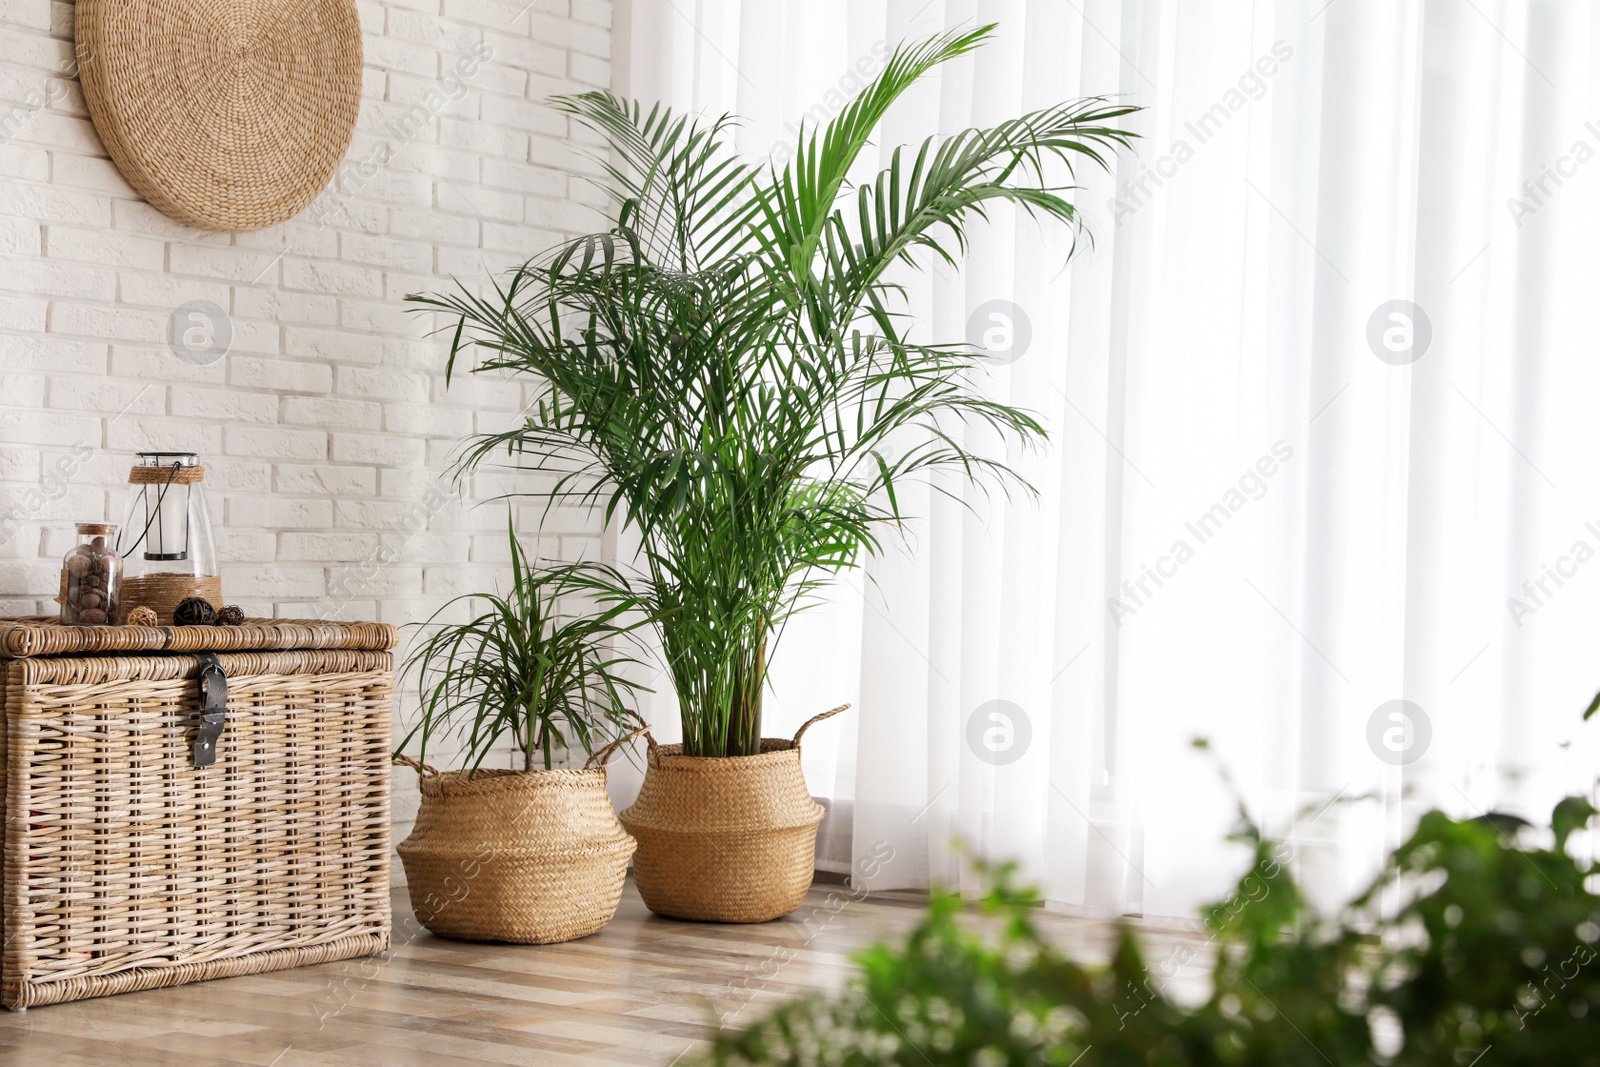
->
116, 460, 183, 560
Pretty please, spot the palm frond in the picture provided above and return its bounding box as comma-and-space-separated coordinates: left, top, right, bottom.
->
409, 28, 1139, 756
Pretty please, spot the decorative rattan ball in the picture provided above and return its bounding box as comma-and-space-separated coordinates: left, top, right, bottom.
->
172, 597, 218, 626
125, 606, 159, 627
217, 604, 246, 626
73, 0, 364, 232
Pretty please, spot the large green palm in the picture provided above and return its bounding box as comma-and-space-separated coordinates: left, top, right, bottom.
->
412, 26, 1136, 756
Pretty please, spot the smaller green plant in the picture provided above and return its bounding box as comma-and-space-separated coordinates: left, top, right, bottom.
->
398, 519, 645, 772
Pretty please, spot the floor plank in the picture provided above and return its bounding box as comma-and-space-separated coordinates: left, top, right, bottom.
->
0, 879, 1203, 1065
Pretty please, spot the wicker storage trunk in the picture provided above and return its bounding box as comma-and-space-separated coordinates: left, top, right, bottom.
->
0, 617, 395, 1010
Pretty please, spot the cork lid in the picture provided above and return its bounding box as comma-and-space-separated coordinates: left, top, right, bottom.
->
76, 522, 116, 536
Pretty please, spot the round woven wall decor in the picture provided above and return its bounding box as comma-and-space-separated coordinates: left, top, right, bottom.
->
75, 0, 363, 232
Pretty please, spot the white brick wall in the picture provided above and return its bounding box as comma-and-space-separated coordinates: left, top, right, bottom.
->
0, 0, 615, 881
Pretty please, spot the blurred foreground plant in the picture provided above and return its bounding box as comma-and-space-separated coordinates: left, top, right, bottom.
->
700, 706, 1600, 1066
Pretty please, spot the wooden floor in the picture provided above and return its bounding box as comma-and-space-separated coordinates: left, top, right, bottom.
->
0, 880, 1199, 1066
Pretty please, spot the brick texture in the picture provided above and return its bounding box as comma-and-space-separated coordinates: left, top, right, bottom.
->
0, 0, 614, 882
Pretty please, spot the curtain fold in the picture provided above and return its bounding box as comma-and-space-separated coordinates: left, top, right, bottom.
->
611, 0, 1600, 920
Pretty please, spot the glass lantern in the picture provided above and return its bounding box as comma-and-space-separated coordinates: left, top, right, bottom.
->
115, 452, 221, 622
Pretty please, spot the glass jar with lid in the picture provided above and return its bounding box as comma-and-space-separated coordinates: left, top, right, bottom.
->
59, 523, 122, 625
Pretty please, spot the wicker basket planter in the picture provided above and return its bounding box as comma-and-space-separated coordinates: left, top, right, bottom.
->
0, 616, 394, 1010
396, 732, 642, 944
620, 706, 847, 923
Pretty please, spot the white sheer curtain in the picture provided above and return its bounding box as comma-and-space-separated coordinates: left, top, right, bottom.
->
610, 0, 1600, 920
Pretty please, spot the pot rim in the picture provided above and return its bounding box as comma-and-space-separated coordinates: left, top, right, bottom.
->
397, 835, 636, 862
646, 739, 803, 767
418, 764, 609, 797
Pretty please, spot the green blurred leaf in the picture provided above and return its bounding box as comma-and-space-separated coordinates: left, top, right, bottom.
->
1553, 794, 1597, 853
697, 791, 1600, 1067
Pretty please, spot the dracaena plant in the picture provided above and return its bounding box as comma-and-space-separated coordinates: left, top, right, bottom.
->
398, 520, 644, 772
410, 26, 1137, 756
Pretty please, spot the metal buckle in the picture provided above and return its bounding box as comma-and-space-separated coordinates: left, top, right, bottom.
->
192, 652, 228, 769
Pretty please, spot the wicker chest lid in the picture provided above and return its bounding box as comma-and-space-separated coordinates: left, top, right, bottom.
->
0, 616, 396, 658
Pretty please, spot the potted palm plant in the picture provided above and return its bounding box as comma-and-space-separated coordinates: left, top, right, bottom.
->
411, 26, 1137, 922
394, 524, 646, 943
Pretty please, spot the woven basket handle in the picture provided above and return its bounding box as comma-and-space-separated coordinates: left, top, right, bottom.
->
618, 708, 660, 760
792, 703, 851, 748
392, 753, 440, 778
584, 725, 652, 770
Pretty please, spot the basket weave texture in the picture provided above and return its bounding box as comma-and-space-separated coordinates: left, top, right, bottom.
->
0, 620, 394, 1010
0, 616, 395, 658
74, 0, 363, 232
619, 706, 848, 923
397, 740, 640, 944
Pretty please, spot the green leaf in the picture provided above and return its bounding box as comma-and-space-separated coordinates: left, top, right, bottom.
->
1552, 794, 1598, 852
410, 30, 1139, 756
395, 521, 650, 773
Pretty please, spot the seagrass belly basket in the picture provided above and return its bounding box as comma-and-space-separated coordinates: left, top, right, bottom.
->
395, 729, 644, 945
620, 705, 848, 923
0, 617, 395, 1010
